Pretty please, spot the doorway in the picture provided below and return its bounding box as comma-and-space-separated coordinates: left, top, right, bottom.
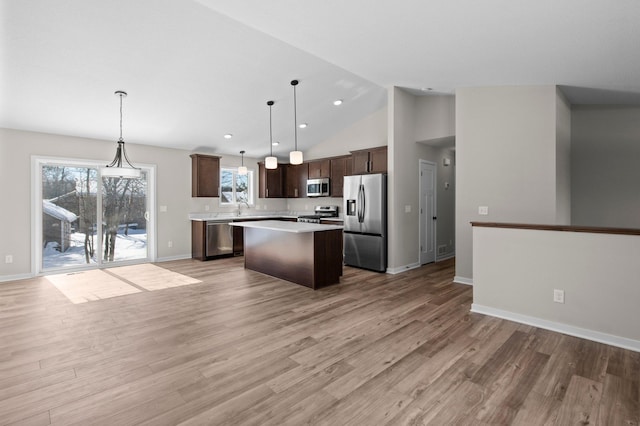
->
34, 157, 155, 274
419, 160, 436, 264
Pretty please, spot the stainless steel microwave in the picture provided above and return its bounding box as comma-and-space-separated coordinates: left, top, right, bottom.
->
306, 178, 330, 197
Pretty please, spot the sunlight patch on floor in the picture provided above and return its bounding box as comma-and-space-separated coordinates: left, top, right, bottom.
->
46, 269, 141, 304
108, 264, 201, 291
45, 264, 203, 304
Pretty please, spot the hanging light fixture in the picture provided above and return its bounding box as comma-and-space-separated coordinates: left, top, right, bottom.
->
265, 100, 278, 169
238, 150, 248, 175
101, 90, 141, 179
289, 79, 303, 165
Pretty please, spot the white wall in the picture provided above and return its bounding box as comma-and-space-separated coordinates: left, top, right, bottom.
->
455, 86, 569, 281
555, 89, 571, 224
388, 87, 418, 271
571, 106, 640, 227
472, 226, 640, 351
0, 128, 284, 280
414, 95, 456, 142
387, 89, 457, 271
304, 107, 387, 160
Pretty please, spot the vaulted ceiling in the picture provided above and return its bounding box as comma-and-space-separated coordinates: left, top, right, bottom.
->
2, 0, 639, 158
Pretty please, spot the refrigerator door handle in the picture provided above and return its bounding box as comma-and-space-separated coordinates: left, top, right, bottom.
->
358, 184, 365, 223
360, 184, 366, 223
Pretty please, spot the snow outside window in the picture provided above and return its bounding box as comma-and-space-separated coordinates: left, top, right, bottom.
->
220, 168, 254, 205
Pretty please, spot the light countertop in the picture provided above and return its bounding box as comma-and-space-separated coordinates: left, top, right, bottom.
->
230, 220, 343, 233
189, 213, 298, 222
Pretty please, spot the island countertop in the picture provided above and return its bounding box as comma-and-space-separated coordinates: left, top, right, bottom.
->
230, 220, 343, 233
189, 214, 299, 222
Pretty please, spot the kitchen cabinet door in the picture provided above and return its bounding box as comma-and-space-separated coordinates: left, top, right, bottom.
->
285, 163, 308, 198
369, 146, 388, 174
350, 146, 387, 175
330, 155, 351, 197
258, 162, 285, 198
351, 150, 370, 175
308, 159, 331, 178
190, 154, 220, 197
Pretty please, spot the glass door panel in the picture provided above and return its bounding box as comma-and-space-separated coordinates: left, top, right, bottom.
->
41, 165, 99, 270
101, 172, 148, 263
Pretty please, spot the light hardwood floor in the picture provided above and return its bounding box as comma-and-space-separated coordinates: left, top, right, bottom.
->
0, 257, 638, 425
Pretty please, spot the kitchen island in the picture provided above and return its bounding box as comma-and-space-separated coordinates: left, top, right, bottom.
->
230, 220, 343, 289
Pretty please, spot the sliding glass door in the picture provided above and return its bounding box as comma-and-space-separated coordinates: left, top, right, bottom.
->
37, 158, 153, 273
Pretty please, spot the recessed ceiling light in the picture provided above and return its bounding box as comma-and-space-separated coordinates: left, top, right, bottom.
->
224, 134, 233, 139
333, 99, 343, 106
272, 141, 279, 146
421, 87, 434, 92
299, 123, 308, 129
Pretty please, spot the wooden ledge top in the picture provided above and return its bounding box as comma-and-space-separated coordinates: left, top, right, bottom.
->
471, 222, 640, 236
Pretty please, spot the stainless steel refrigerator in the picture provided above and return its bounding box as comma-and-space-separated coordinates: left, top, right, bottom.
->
343, 173, 387, 272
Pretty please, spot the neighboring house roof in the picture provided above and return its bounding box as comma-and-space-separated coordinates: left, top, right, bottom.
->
43, 200, 78, 223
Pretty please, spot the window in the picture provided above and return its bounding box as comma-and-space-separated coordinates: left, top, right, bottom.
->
220, 168, 254, 205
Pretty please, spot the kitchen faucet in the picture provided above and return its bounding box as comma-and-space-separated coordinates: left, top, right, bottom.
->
237, 201, 250, 216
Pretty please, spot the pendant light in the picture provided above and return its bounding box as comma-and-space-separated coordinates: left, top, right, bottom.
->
101, 90, 141, 179
265, 100, 278, 169
238, 150, 248, 175
289, 79, 303, 165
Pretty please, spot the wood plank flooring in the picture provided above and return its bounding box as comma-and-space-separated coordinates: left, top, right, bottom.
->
0, 257, 638, 425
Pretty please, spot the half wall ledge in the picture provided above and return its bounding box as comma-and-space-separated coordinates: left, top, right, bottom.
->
471, 221, 640, 352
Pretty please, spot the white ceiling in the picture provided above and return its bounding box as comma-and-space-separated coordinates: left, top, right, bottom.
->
2, 0, 640, 158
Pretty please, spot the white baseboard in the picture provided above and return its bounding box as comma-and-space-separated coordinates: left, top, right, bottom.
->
453, 276, 473, 286
0, 273, 34, 283
471, 303, 640, 353
386, 262, 421, 275
156, 254, 192, 263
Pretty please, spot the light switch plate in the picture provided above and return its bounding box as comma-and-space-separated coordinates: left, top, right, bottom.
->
160, 205, 167, 212
405, 205, 411, 213
478, 206, 489, 215
553, 289, 565, 304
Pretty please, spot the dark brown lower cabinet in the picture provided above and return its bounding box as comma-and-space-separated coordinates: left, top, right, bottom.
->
191, 221, 207, 260
242, 227, 343, 289
233, 226, 244, 256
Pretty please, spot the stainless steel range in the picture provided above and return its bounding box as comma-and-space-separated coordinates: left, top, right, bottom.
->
297, 205, 339, 224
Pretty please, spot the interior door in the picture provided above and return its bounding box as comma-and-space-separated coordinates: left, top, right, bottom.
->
419, 160, 436, 264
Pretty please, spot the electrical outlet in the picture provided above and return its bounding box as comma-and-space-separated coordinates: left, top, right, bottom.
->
168, 241, 173, 248
204, 205, 210, 211
478, 206, 489, 215
5, 255, 13, 264
405, 205, 411, 213
553, 289, 565, 304
160, 205, 167, 212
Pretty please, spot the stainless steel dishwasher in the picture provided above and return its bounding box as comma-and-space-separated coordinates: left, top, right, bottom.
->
206, 220, 233, 256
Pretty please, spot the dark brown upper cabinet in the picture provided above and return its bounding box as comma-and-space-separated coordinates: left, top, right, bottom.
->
350, 146, 387, 175
329, 155, 352, 198
258, 162, 285, 198
285, 163, 308, 198
307, 159, 331, 179
190, 154, 220, 197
